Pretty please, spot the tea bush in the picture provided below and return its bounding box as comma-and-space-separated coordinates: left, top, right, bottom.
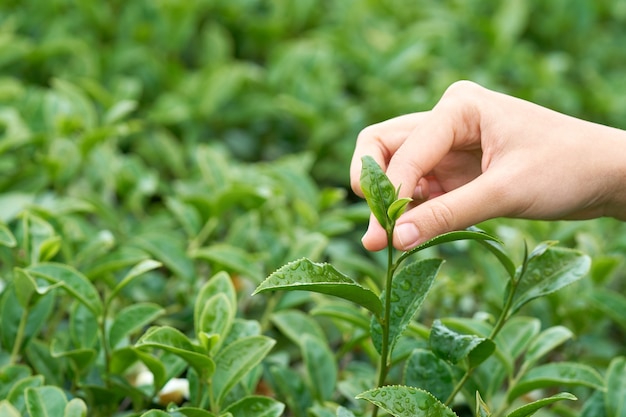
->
1, 0, 625, 416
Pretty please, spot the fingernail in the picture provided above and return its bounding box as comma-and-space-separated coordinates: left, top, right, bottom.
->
395, 223, 420, 250
415, 184, 423, 200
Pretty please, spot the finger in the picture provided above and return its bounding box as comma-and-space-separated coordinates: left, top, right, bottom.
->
350, 112, 429, 197
392, 172, 511, 250
384, 83, 483, 202
361, 213, 387, 251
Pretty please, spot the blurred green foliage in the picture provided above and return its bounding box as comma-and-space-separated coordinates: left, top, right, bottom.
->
1, 0, 625, 415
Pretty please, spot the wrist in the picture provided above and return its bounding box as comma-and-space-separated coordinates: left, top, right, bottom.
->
601, 128, 626, 220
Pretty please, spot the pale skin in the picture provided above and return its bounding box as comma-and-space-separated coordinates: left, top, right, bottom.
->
350, 80, 626, 252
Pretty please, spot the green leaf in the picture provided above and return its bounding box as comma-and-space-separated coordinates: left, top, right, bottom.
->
337, 406, 357, 417
25, 386, 68, 417
222, 396, 285, 417
589, 288, 626, 330
50, 340, 97, 371
402, 229, 502, 259
387, 197, 412, 222
404, 349, 454, 403
26, 263, 103, 317
511, 246, 591, 314
211, 335, 275, 408
108, 302, 165, 349
302, 334, 337, 402
0, 223, 16, 247
64, 398, 87, 417
359, 155, 396, 230
0, 401, 21, 417
109, 259, 163, 302
311, 303, 371, 330
507, 362, 604, 402
605, 357, 626, 417
506, 392, 577, 417
132, 233, 194, 281
194, 271, 237, 333
139, 411, 170, 417
192, 244, 264, 283
356, 385, 457, 417
523, 326, 573, 370
135, 326, 214, 376
69, 302, 98, 350
13, 268, 62, 308
254, 258, 382, 316
271, 309, 327, 346
197, 293, 234, 352
430, 320, 495, 367
110, 346, 167, 389
476, 391, 491, 417
371, 258, 443, 354
6, 375, 44, 415
171, 407, 216, 417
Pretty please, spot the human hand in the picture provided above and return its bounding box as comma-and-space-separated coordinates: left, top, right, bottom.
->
350, 81, 626, 251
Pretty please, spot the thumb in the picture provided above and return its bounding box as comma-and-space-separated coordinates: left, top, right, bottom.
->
392, 174, 509, 250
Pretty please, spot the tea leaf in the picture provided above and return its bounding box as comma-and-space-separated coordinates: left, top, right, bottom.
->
197, 293, 233, 353
109, 259, 162, 302
110, 346, 167, 390
171, 407, 216, 417
371, 258, 443, 354
387, 197, 412, 223
0, 401, 21, 417
254, 258, 382, 316
192, 243, 264, 284
511, 247, 590, 314
403, 229, 502, 259
271, 309, 327, 346
140, 411, 170, 417
430, 320, 495, 367
0, 223, 16, 247
337, 406, 357, 417
404, 349, 454, 403
476, 391, 491, 417
302, 334, 337, 402
311, 303, 371, 330
356, 385, 457, 417
589, 288, 626, 330
26, 263, 103, 317
193, 271, 237, 336
6, 375, 44, 415
136, 326, 214, 375
13, 268, 62, 308
25, 386, 68, 417
523, 326, 573, 369
359, 155, 396, 230
211, 335, 275, 408
507, 362, 604, 402
132, 233, 194, 281
63, 398, 87, 417
108, 303, 165, 349
50, 340, 97, 371
222, 396, 285, 417
506, 392, 576, 417
605, 357, 626, 417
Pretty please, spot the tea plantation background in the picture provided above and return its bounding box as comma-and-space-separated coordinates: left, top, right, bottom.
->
1, 1, 625, 416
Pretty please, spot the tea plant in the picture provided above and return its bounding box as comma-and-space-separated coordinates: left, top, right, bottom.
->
255, 156, 624, 417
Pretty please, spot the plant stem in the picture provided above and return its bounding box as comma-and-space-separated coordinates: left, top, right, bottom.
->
10, 305, 30, 364
444, 366, 474, 407
372, 230, 396, 417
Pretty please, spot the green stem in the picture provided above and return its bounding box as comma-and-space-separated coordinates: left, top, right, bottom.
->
372, 230, 396, 417
10, 305, 30, 364
444, 366, 474, 407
